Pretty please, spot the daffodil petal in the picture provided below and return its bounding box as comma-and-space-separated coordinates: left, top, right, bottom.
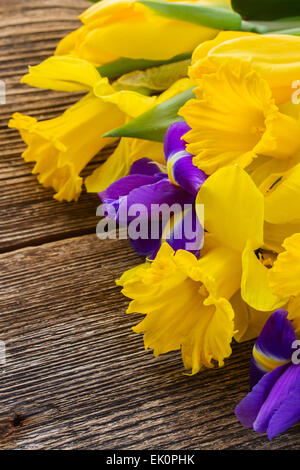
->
241, 242, 288, 312
21, 56, 102, 92
231, 290, 273, 343
192, 34, 300, 104
265, 163, 300, 224
269, 233, 300, 298
55, 27, 84, 56
196, 165, 264, 252
264, 221, 300, 253
75, 1, 218, 63
287, 295, 300, 336
99, 90, 155, 118
189, 30, 255, 80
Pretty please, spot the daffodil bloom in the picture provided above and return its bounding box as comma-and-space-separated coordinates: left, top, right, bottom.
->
9, 92, 121, 202
189, 31, 300, 105
55, 0, 230, 65
180, 60, 300, 175
117, 241, 240, 374
117, 165, 287, 373
9, 56, 157, 201
236, 310, 300, 439
99, 122, 206, 257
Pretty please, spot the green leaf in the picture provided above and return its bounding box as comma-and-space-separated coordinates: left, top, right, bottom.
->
139, 0, 242, 30
113, 59, 190, 92
231, 0, 300, 21
103, 87, 195, 142
97, 53, 192, 79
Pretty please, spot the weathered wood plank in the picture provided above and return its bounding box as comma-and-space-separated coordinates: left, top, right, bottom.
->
0, 0, 114, 251
0, 235, 299, 450
1, 0, 300, 451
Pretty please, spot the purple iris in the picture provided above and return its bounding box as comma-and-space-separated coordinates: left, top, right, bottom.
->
99, 121, 207, 258
235, 310, 300, 440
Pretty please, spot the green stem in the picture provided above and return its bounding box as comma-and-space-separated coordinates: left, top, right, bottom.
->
241, 18, 300, 35
265, 27, 300, 35
240, 20, 270, 34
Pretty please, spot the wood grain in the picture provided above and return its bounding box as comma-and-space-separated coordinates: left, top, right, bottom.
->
0, 0, 300, 450
0, 0, 114, 252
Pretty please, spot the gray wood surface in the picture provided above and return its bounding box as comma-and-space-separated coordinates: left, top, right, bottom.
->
0, 0, 299, 450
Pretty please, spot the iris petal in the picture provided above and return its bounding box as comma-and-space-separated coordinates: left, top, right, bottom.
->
168, 152, 207, 197
254, 364, 300, 436
99, 173, 164, 205
129, 157, 163, 176
267, 368, 300, 439
163, 206, 203, 258
130, 219, 163, 257
235, 363, 288, 429
164, 121, 191, 158
121, 179, 194, 221
250, 309, 296, 387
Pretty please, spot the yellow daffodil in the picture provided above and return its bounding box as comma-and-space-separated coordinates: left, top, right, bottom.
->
9, 56, 156, 201
180, 60, 300, 175
117, 241, 239, 374
268, 233, 300, 334
55, 0, 230, 65
117, 166, 287, 373
189, 31, 300, 105
9, 93, 122, 202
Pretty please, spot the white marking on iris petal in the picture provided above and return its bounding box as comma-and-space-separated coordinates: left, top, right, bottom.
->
167, 150, 188, 186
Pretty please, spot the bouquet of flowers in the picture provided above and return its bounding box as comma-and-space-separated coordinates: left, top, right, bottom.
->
10, 0, 300, 440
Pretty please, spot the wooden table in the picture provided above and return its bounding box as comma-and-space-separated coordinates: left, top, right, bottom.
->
0, 0, 299, 450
